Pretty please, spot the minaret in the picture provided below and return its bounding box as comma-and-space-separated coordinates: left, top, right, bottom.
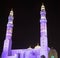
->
40, 4, 48, 58
5, 9, 14, 40
2, 9, 14, 57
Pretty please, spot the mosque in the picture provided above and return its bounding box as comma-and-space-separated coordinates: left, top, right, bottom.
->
1, 4, 58, 58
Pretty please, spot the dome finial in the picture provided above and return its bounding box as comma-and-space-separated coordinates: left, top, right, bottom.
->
9, 9, 14, 16
41, 3, 45, 10
28, 46, 32, 49
34, 43, 40, 49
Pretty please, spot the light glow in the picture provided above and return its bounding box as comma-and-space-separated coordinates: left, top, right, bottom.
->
10, 10, 13, 16
28, 46, 32, 49
41, 16, 46, 19
41, 4, 45, 10
34, 45, 40, 49
51, 56, 54, 58
8, 21, 13, 24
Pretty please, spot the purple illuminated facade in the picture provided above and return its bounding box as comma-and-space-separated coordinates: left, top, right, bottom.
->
1, 4, 51, 58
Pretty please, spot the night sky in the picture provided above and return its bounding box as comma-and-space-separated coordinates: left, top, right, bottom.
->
0, 0, 60, 57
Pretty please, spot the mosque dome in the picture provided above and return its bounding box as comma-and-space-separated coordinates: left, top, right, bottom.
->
27, 46, 32, 49
34, 44, 41, 49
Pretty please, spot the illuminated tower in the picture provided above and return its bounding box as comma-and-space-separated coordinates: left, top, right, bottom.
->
40, 4, 48, 58
1, 4, 58, 58
2, 10, 14, 58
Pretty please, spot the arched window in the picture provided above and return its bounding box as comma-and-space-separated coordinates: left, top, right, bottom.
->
18, 53, 20, 58
41, 55, 45, 58
51, 55, 54, 58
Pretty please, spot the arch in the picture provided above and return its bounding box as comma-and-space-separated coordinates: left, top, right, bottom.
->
48, 48, 58, 58
18, 53, 20, 58
41, 55, 45, 58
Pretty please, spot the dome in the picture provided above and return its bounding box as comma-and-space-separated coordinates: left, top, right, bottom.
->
34, 45, 41, 49
27, 46, 32, 49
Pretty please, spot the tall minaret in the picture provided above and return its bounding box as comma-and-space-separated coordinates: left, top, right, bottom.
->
5, 9, 14, 40
40, 4, 48, 58
2, 10, 14, 57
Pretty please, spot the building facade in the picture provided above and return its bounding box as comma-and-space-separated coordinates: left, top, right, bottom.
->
1, 4, 58, 58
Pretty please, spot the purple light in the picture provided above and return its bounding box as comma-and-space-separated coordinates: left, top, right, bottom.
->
1, 4, 49, 58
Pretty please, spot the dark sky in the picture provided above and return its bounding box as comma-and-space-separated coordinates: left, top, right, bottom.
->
0, 0, 60, 57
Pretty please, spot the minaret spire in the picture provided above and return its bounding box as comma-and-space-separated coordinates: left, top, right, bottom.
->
2, 9, 14, 57
9, 9, 14, 16
40, 4, 48, 58
6, 9, 14, 39
40, 4, 46, 20
41, 3, 45, 10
